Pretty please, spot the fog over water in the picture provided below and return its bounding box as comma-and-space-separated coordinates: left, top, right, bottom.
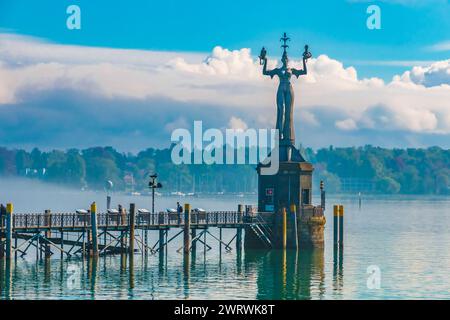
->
0, 178, 249, 213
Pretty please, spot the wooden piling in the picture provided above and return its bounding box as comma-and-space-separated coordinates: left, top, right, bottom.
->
44, 209, 52, 259
219, 228, 222, 257
320, 181, 326, 210
290, 204, 298, 250
0, 204, 6, 260
5, 203, 13, 260
0, 204, 4, 259
90, 202, 99, 256
282, 207, 287, 250
159, 229, 165, 260
191, 228, 197, 258
333, 205, 339, 249
14, 237, 17, 261
183, 203, 191, 255
60, 231, 64, 260
129, 203, 136, 256
236, 205, 243, 251
338, 205, 344, 248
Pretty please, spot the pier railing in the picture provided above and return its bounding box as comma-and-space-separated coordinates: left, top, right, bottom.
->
1, 211, 249, 231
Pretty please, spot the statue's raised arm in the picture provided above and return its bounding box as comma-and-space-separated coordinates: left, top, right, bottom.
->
292, 45, 312, 78
259, 47, 278, 78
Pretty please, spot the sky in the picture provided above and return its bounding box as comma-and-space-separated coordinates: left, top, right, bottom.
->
0, 0, 449, 151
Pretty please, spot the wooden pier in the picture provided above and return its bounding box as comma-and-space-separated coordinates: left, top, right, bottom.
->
0, 203, 271, 261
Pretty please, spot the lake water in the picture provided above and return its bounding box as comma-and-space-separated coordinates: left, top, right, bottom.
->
0, 179, 449, 300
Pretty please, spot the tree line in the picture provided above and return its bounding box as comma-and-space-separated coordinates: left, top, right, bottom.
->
0, 145, 448, 195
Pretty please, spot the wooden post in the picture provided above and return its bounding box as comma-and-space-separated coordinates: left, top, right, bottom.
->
90, 202, 99, 256
338, 205, 344, 248
183, 204, 191, 278
236, 204, 243, 251
183, 203, 191, 255
219, 228, 222, 257
320, 181, 326, 210
159, 229, 164, 261
44, 209, 52, 259
0, 204, 4, 259
282, 207, 287, 250
191, 228, 197, 261
290, 204, 298, 250
129, 203, 135, 256
14, 236, 17, 261
60, 231, 64, 260
5, 203, 13, 260
333, 205, 339, 249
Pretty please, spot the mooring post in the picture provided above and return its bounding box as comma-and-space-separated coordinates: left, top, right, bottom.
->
333, 205, 339, 249
14, 236, 17, 261
236, 204, 243, 251
0, 204, 4, 259
159, 229, 165, 261
44, 209, 52, 259
60, 230, 64, 260
5, 203, 13, 260
282, 207, 287, 250
129, 203, 136, 256
90, 202, 99, 257
183, 203, 191, 255
191, 228, 197, 259
219, 227, 222, 257
358, 192, 362, 210
290, 204, 298, 250
338, 205, 344, 248
320, 180, 326, 210
183, 203, 191, 278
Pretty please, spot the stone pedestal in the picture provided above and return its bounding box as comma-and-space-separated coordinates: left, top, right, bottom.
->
257, 161, 313, 213
247, 147, 325, 250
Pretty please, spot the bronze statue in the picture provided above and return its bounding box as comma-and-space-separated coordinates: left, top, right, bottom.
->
260, 33, 311, 147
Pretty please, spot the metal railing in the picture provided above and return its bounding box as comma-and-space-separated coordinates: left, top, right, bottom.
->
2, 211, 248, 230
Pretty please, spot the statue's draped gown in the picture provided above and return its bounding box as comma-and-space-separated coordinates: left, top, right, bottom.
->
264, 64, 302, 145
276, 68, 295, 144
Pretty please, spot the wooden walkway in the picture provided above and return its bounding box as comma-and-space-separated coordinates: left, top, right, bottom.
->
0, 203, 272, 260
3, 211, 252, 233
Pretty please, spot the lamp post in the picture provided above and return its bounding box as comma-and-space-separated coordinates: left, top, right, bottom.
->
149, 174, 163, 214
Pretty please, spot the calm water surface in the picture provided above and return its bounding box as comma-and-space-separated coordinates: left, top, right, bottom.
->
0, 179, 449, 299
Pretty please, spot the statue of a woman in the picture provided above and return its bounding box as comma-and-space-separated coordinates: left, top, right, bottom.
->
260, 45, 309, 144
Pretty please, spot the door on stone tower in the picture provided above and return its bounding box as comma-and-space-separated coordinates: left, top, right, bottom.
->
302, 189, 310, 205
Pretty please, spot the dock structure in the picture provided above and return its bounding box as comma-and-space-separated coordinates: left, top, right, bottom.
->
0, 203, 277, 261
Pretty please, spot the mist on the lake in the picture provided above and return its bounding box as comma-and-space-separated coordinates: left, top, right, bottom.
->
0, 177, 256, 213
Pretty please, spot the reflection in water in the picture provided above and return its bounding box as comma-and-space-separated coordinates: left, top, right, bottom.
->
87, 257, 98, 298
0, 245, 330, 300
246, 249, 325, 300
1, 195, 449, 300
333, 246, 344, 293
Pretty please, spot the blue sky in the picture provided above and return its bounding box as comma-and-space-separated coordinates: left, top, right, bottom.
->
1, 0, 449, 79
0, 1, 449, 151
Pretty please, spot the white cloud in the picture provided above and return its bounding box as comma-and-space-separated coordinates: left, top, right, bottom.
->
395, 60, 450, 87
228, 116, 248, 130
336, 119, 358, 131
0, 33, 450, 150
428, 40, 450, 52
